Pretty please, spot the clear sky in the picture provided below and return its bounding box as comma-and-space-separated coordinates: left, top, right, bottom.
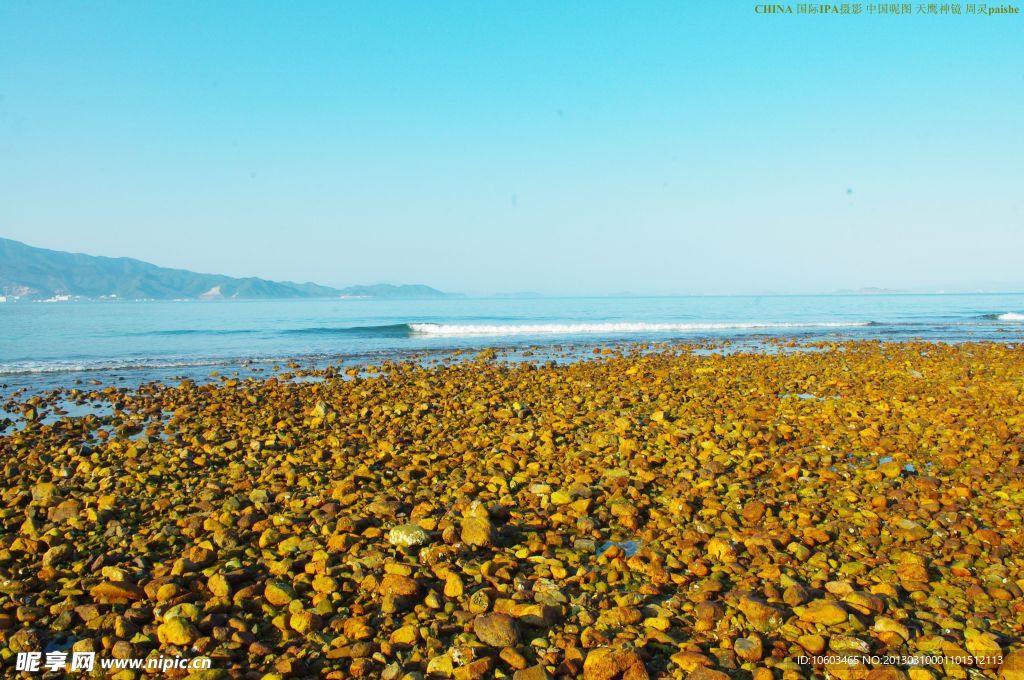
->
1, 2, 1021, 295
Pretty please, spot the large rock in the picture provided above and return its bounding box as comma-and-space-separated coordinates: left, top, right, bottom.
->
157, 617, 199, 646
734, 635, 763, 662
705, 537, 738, 563
90, 581, 145, 603
290, 609, 323, 634
473, 612, 519, 647
965, 629, 1002, 668
461, 516, 495, 547
380, 574, 419, 598
737, 596, 785, 632
388, 523, 430, 548
264, 580, 296, 607
582, 646, 649, 680
741, 500, 766, 523
31, 482, 57, 502
1001, 649, 1024, 678
797, 599, 848, 626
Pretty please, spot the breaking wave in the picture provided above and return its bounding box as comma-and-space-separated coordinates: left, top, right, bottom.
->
406, 321, 872, 336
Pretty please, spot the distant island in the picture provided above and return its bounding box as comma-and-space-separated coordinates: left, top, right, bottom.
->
0, 237, 451, 301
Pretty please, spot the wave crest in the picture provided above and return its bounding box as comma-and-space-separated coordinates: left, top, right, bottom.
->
282, 324, 412, 337
408, 321, 871, 337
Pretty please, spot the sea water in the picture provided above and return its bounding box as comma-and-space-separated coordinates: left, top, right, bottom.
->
1, 293, 1023, 393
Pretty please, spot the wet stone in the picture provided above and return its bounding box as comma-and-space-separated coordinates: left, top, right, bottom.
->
473, 612, 519, 647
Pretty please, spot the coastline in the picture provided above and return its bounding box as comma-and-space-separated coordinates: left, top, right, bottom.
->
2, 340, 1022, 677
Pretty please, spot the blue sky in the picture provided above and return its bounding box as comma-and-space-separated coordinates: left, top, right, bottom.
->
1, 2, 1021, 295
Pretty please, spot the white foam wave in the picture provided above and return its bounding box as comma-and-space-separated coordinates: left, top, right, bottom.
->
408, 321, 871, 337
997, 312, 1024, 321
0, 358, 232, 376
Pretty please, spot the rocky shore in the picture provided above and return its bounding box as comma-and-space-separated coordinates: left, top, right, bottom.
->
1, 341, 1022, 678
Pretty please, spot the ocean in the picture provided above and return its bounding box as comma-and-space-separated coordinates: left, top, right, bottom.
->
2, 293, 1023, 394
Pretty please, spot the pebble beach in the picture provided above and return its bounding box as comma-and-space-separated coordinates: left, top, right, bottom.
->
2, 340, 1023, 679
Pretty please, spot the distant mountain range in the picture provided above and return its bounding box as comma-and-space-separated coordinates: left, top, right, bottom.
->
0, 237, 450, 301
